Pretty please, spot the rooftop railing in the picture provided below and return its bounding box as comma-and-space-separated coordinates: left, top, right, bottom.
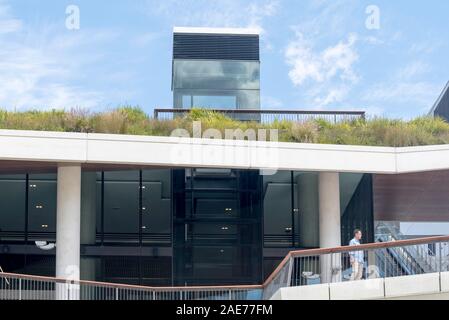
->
153, 108, 366, 124
1, 235, 448, 300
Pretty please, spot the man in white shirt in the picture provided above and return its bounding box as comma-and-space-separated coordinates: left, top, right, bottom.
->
349, 229, 364, 281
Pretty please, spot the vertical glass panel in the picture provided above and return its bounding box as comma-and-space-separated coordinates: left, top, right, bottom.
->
95, 173, 102, 242
28, 174, 57, 241
23, 255, 56, 277
341, 173, 374, 245
103, 171, 139, 244
173, 60, 260, 90
174, 89, 260, 110
174, 169, 262, 285
294, 172, 318, 248
182, 95, 192, 108
141, 170, 171, 245
263, 171, 293, 248
236, 90, 260, 110
192, 95, 237, 109
0, 254, 26, 274
0, 175, 26, 241
100, 256, 172, 286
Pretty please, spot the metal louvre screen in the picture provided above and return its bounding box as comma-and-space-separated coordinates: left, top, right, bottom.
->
173, 33, 260, 61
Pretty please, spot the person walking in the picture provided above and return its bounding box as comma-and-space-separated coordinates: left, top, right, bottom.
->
349, 229, 364, 281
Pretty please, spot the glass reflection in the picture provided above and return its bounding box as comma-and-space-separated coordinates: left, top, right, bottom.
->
173, 60, 260, 90
174, 89, 260, 111
28, 174, 57, 241
141, 169, 171, 245
103, 171, 139, 244
0, 175, 26, 241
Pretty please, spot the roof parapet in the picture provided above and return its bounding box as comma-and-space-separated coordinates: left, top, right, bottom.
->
173, 26, 260, 36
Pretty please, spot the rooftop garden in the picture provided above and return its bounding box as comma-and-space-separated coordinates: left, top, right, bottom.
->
1, 107, 449, 147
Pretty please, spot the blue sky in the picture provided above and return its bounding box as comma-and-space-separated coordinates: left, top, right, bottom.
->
0, 0, 448, 119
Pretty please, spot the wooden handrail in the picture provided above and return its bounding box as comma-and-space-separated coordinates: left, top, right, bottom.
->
262, 235, 449, 287
2, 235, 448, 292
0, 272, 263, 291
288, 235, 449, 257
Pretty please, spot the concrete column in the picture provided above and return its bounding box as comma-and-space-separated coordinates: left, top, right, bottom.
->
319, 172, 341, 283
56, 165, 81, 300
80, 172, 98, 281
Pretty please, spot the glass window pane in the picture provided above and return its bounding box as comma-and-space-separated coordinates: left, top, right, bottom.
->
0, 175, 26, 240
192, 95, 237, 109
173, 169, 262, 285
142, 169, 172, 245
28, 174, 57, 241
173, 60, 260, 90
175, 89, 260, 110
182, 95, 191, 108
103, 171, 139, 244
263, 171, 293, 247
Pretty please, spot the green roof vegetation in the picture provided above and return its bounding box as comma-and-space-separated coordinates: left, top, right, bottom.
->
1, 107, 449, 147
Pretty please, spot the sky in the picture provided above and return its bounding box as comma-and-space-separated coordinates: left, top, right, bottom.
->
0, 0, 448, 119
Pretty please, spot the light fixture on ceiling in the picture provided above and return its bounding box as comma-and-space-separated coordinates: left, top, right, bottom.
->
35, 241, 55, 251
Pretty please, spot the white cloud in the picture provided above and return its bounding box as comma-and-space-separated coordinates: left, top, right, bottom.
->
362, 82, 440, 107
363, 106, 385, 117
261, 95, 283, 109
286, 32, 359, 86
246, 1, 279, 34
313, 85, 351, 106
280, 0, 363, 108
0, 33, 107, 109
144, 0, 279, 34
0, 1, 21, 34
0, 2, 122, 110
409, 40, 444, 55
361, 59, 441, 117
131, 32, 162, 47
285, 31, 359, 107
396, 61, 431, 79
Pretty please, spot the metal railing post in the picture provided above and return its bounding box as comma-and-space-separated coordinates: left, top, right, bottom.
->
330, 253, 334, 283
286, 257, 293, 287
115, 287, 119, 301
19, 278, 22, 300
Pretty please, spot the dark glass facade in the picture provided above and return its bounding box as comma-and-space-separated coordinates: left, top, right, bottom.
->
0, 169, 374, 286
173, 169, 262, 285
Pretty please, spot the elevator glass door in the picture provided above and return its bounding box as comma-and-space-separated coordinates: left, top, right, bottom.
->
173, 169, 262, 286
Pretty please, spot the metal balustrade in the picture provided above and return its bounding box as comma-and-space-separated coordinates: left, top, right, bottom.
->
2, 235, 449, 300
0, 273, 262, 300
154, 108, 366, 124
262, 235, 449, 300
375, 222, 443, 274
